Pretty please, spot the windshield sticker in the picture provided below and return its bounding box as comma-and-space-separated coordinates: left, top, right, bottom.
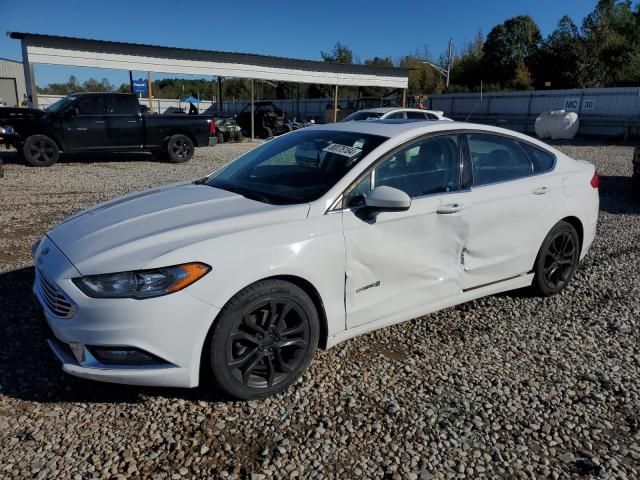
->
323, 143, 363, 158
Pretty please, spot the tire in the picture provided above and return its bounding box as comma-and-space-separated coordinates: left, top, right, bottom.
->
22, 135, 60, 167
263, 127, 273, 139
165, 134, 194, 163
632, 166, 640, 202
531, 221, 580, 297
235, 131, 244, 142
207, 279, 319, 400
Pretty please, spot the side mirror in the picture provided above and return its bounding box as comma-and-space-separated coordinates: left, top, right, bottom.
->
358, 186, 411, 220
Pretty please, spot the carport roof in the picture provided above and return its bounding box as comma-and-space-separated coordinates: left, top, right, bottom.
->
8, 31, 409, 88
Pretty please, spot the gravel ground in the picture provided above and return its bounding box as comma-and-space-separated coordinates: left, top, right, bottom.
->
0, 141, 639, 479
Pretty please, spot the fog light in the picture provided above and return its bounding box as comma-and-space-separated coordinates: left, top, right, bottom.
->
69, 342, 85, 362
88, 346, 166, 365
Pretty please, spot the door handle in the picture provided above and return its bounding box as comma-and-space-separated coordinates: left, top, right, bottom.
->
532, 186, 549, 195
437, 203, 466, 214
127, 120, 138, 123
95, 120, 106, 124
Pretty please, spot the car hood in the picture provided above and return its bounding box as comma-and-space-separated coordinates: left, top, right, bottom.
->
47, 182, 309, 275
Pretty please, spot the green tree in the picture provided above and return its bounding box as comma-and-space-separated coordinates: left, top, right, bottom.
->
321, 42, 353, 64
364, 56, 394, 67
449, 30, 485, 91
483, 15, 542, 88
534, 16, 592, 88
582, 0, 640, 86
399, 47, 445, 94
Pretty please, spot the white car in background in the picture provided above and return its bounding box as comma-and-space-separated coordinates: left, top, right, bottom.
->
341, 107, 452, 122
33, 120, 599, 399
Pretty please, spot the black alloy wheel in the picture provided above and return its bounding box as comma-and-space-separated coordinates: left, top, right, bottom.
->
166, 134, 194, 163
208, 279, 319, 399
532, 221, 580, 296
23, 135, 60, 167
227, 298, 310, 389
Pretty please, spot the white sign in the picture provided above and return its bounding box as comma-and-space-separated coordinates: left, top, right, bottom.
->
323, 143, 362, 158
582, 98, 596, 111
563, 97, 581, 112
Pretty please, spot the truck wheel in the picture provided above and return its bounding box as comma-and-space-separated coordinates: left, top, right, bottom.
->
23, 135, 60, 167
165, 134, 194, 163
633, 167, 640, 202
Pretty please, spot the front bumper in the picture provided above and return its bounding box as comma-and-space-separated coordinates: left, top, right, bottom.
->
33, 236, 220, 388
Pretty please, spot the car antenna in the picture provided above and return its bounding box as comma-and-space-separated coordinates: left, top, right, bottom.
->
465, 80, 482, 122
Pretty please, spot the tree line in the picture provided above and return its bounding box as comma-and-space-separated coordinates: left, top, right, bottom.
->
36, 0, 640, 99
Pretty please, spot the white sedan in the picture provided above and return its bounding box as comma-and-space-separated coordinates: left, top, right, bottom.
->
341, 107, 452, 122
33, 120, 599, 399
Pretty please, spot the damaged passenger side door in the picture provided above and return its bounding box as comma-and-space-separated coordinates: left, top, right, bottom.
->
341, 133, 471, 328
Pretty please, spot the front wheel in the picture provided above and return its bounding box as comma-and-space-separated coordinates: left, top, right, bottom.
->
165, 134, 194, 163
207, 280, 319, 400
22, 135, 60, 166
532, 221, 580, 296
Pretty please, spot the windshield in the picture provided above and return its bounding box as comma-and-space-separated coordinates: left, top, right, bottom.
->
342, 111, 384, 122
206, 129, 387, 205
46, 96, 75, 113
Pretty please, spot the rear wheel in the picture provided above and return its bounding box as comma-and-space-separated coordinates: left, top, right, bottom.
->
165, 134, 194, 163
632, 164, 640, 201
207, 279, 319, 400
23, 135, 59, 167
532, 221, 580, 296
263, 127, 273, 139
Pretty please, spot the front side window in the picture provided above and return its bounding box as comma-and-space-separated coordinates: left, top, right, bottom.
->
206, 129, 387, 205
342, 111, 384, 122
467, 133, 532, 186
520, 142, 555, 174
345, 134, 461, 205
386, 112, 405, 119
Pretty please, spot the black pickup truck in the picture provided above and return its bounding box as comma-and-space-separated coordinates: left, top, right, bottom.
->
0, 93, 217, 166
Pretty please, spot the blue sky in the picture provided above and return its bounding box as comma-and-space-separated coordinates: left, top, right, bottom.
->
0, 0, 598, 87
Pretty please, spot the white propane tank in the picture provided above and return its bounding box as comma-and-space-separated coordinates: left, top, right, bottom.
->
534, 110, 579, 140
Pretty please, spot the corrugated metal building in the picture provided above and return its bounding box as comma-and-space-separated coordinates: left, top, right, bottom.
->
0, 57, 27, 107
429, 87, 640, 137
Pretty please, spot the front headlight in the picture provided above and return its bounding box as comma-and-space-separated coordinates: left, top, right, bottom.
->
72, 262, 211, 299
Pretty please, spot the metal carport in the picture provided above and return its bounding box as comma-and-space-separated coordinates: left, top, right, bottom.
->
8, 32, 409, 139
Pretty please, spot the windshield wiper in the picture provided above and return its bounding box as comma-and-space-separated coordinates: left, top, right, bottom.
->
209, 182, 274, 204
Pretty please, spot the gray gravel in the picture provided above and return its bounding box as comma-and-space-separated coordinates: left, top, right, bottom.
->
0, 141, 639, 479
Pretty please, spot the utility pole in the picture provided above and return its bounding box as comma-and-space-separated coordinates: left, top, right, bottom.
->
446, 38, 453, 89
147, 71, 153, 114
421, 37, 453, 89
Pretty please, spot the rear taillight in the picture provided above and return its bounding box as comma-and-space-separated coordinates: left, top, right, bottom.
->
590, 171, 600, 189
209, 119, 216, 135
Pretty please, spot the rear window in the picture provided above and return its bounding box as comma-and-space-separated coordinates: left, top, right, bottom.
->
109, 95, 139, 115
520, 143, 555, 174
406, 111, 427, 120
467, 133, 532, 185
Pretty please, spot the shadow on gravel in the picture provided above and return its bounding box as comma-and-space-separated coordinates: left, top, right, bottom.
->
0, 267, 226, 404
0, 149, 163, 166
598, 174, 640, 214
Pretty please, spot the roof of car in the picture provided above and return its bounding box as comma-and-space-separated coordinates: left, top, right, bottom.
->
308, 119, 513, 139
358, 107, 441, 114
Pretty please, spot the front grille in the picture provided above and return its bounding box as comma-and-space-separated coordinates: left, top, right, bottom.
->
36, 269, 76, 319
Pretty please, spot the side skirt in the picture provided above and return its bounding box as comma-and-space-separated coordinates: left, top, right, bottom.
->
325, 273, 534, 349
